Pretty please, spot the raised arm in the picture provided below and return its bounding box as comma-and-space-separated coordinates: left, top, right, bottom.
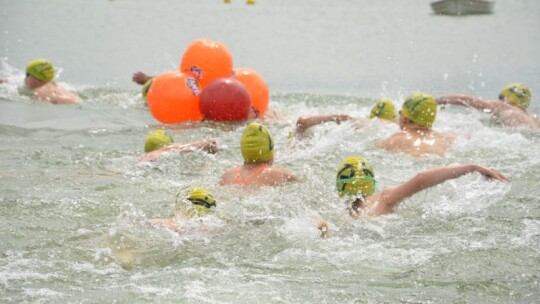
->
374, 164, 509, 215
295, 114, 354, 134
436, 94, 497, 111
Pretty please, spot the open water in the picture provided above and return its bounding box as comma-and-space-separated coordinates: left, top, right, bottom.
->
1, 0, 539, 303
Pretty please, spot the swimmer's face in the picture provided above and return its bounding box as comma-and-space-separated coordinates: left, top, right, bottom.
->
24, 73, 45, 89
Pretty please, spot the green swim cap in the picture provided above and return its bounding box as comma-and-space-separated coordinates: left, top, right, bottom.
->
401, 92, 437, 127
499, 83, 531, 110
240, 122, 274, 163
144, 130, 173, 152
141, 78, 154, 98
336, 156, 376, 198
26, 58, 55, 82
369, 98, 397, 121
177, 186, 216, 217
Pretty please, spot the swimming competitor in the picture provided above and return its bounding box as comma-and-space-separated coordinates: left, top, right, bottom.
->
377, 92, 455, 157
23, 58, 81, 104
333, 155, 509, 218
294, 98, 397, 138
148, 186, 218, 234
139, 130, 218, 162
436, 83, 539, 129
219, 122, 298, 187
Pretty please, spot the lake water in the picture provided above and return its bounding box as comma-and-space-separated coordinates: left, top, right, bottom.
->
1, 0, 539, 303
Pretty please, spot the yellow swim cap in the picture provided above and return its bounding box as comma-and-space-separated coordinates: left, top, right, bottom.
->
240, 122, 274, 163
26, 58, 55, 82
400, 92, 437, 127
176, 186, 216, 217
499, 83, 531, 110
336, 156, 376, 198
144, 130, 173, 152
141, 78, 154, 98
369, 98, 397, 121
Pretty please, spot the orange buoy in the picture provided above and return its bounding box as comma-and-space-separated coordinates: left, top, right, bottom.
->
232, 67, 269, 117
199, 78, 251, 121
146, 72, 202, 124
180, 39, 234, 88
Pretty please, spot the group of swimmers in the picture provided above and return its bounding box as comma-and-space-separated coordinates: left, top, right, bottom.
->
3, 58, 538, 237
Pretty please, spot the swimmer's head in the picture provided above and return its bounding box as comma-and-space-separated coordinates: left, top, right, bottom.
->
400, 92, 437, 127
499, 83, 531, 110
26, 58, 55, 83
144, 130, 173, 152
141, 78, 154, 99
369, 98, 397, 121
240, 122, 274, 163
176, 186, 216, 217
336, 156, 376, 198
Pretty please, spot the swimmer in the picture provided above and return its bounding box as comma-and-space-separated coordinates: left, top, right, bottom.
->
24, 58, 81, 104
139, 130, 218, 162
148, 186, 217, 233
219, 122, 298, 187
377, 92, 455, 157
437, 83, 539, 129
335, 155, 509, 218
294, 98, 397, 138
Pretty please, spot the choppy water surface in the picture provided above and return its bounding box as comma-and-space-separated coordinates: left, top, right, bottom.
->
1, 0, 540, 303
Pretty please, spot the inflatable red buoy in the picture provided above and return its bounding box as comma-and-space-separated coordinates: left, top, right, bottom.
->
233, 67, 269, 118
199, 78, 251, 121
146, 72, 202, 124
180, 39, 234, 88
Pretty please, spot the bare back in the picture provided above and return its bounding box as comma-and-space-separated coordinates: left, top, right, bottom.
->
220, 164, 297, 187
492, 103, 540, 129
378, 129, 455, 157
34, 82, 80, 104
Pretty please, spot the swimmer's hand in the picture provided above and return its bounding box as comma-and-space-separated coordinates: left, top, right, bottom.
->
132, 71, 153, 85
474, 165, 510, 183
318, 219, 329, 239
200, 139, 218, 154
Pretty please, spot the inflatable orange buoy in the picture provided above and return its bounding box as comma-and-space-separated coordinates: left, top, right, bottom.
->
180, 39, 234, 88
199, 78, 251, 121
146, 72, 202, 124
232, 67, 269, 117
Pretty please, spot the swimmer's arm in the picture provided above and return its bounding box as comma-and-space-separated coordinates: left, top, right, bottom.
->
377, 164, 510, 214
148, 218, 182, 233
166, 139, 218, 154
0, 78, 7, 84
295, 114, 355, 134
436, 95, 496, 111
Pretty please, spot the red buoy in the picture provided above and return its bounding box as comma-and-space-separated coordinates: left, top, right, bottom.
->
199, 78, 251, 121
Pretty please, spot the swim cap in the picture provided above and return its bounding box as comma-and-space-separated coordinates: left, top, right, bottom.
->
176, 186, 216, 217
336, 156, 376, 198
369, 98, 397, 121
240, 122, 274, 163
141, 78, 154, 98
144, 130, 173, 152
400, 92, 437, 127
499, 83, 531, 110
186, 186, 216, 208
26, 58, 55, 82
